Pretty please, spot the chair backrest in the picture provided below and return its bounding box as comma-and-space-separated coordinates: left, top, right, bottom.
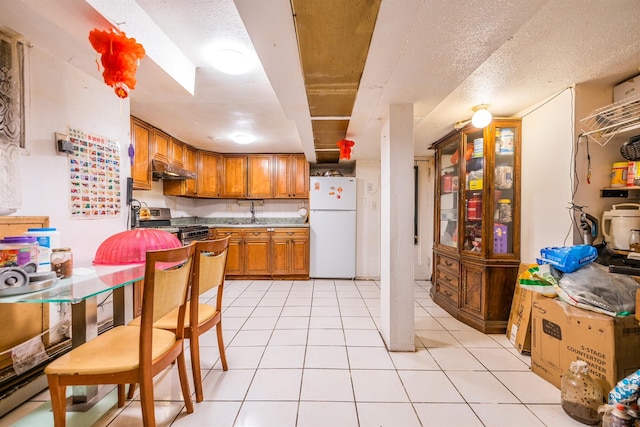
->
192, 237, 230, 307
140, 244, 195, 361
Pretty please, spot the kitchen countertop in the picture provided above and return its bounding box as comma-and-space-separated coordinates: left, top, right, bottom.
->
171, 217, 309, 228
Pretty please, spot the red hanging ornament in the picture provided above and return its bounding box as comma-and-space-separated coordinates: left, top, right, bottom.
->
337, 139, 355, 160
88, 28, 145, 99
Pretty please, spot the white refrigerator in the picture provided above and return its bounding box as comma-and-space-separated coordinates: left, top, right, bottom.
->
309, 176, 357, 279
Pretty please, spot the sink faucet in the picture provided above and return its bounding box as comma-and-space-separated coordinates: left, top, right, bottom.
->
250, 201, 256, 223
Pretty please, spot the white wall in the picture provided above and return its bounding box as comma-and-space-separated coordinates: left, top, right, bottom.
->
573, 83, 618, 245
414, 158, 433, 280
355, 159, 381, 279
520, 89, 575, 263
133, 183, 308, 221
13, 45, 130, 266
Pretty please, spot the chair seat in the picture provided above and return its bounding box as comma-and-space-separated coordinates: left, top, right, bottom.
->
129, 302, 217, 329
44, 326, 177, 375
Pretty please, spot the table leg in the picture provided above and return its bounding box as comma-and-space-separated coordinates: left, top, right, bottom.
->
70, 296, 98, 404
112, 283, 134, 326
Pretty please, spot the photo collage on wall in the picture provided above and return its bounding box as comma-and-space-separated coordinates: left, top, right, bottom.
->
67, 127, 121, 218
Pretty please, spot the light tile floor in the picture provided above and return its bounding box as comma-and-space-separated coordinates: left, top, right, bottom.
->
2, 279, 586, 426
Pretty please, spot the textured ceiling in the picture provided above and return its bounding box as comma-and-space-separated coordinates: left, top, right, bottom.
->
2, 0, 640, 165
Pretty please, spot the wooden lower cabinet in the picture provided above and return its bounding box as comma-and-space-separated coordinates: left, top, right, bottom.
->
431, 250, 518, 334
214, 229, 243, 275
243, 229, 271, 275
272, 228, 309, 276
214, 227, 309, 279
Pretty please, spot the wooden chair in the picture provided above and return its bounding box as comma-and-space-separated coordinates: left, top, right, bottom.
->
128, 237, 230, 402
44, 244, 196, 427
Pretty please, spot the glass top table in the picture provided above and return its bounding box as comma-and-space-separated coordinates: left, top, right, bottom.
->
0, 264, 145, 305
0, 263, 145, 405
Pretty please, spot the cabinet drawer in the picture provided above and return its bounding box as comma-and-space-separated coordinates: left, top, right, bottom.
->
435, 267, 459, 288
214, 229, 243, 239
435, 254, 459, 274
434, 281, 459, 306
272, 228, 309, 238
244, 229, 270, 239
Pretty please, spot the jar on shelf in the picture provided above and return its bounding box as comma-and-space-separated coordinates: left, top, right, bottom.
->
561, 360, 604, 425
467, 193, 482, 221
496, 199, 512, 223
51, 248, 73, 279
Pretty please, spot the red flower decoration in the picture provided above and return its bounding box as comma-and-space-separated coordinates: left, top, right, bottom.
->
337, 139, 355, 160
88, 28, 145, 99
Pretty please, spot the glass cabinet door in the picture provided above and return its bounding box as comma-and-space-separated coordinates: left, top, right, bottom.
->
492, 125, 516, 255
462, 128, 484, 254
438, 137, 459, 249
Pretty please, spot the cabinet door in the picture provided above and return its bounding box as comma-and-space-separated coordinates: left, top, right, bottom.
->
169, 138, 184, 167
435, 134, 460, 250
274, 155, 292, 198
130, 118, 152, 190
221, 155, 247, 198
291, 154, 309, 198
247, 154, 273, 198
244, 229, 270, 275
460, 263, 484, 317
274, 154, 309, 198
197, 151, 221, 197
152, 130, 170, 163
271, 236, 290, 275
271, 228, 309, 275
491, 122, 520, 258
183, 145, 197, 196
461, 127, 485, 256
214, 229, 243, 275
290, 234, 309, 275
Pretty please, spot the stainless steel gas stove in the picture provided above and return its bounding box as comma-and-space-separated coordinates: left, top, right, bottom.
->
136, 207, 209, 245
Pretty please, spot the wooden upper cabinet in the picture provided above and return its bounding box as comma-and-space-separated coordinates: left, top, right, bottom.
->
163, 144, 197, 197
221, 155, 247, 198
247, 154, 273, 199
130, 117, 152, 190
152, 130, 170, 163
183, 145, 197, 196
197, 151, 221, 197
274, 154, 309, 198
169, 138, 184, 167
291, 154, 309, 198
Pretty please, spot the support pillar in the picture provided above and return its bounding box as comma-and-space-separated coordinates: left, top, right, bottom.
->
380, 103, 415, 351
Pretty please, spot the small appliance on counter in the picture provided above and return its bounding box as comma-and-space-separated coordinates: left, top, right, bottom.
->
601, 203, 640, 250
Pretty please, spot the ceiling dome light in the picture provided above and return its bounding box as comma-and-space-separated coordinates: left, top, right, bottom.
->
471, 105, 492, 129
232, 134, 254, 145
210, 49, 253, 75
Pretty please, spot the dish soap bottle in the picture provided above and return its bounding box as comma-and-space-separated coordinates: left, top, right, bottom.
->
561, 360, 604, 425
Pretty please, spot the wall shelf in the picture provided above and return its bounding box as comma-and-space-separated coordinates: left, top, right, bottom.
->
581, 94, 640, 146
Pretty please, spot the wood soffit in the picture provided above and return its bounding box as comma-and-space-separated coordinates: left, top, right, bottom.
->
291, 0, 381, 163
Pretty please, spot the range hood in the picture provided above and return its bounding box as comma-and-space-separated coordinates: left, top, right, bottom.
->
151, 160, 196, 180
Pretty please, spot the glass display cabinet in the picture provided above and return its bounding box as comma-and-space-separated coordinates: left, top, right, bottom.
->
431, 119, 521, 333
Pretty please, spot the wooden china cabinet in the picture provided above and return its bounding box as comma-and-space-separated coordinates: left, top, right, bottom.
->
431, 119, 521, 334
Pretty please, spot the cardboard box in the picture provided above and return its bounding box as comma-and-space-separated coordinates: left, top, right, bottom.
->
506, 263, 533, 354
531, 293, 640, 392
